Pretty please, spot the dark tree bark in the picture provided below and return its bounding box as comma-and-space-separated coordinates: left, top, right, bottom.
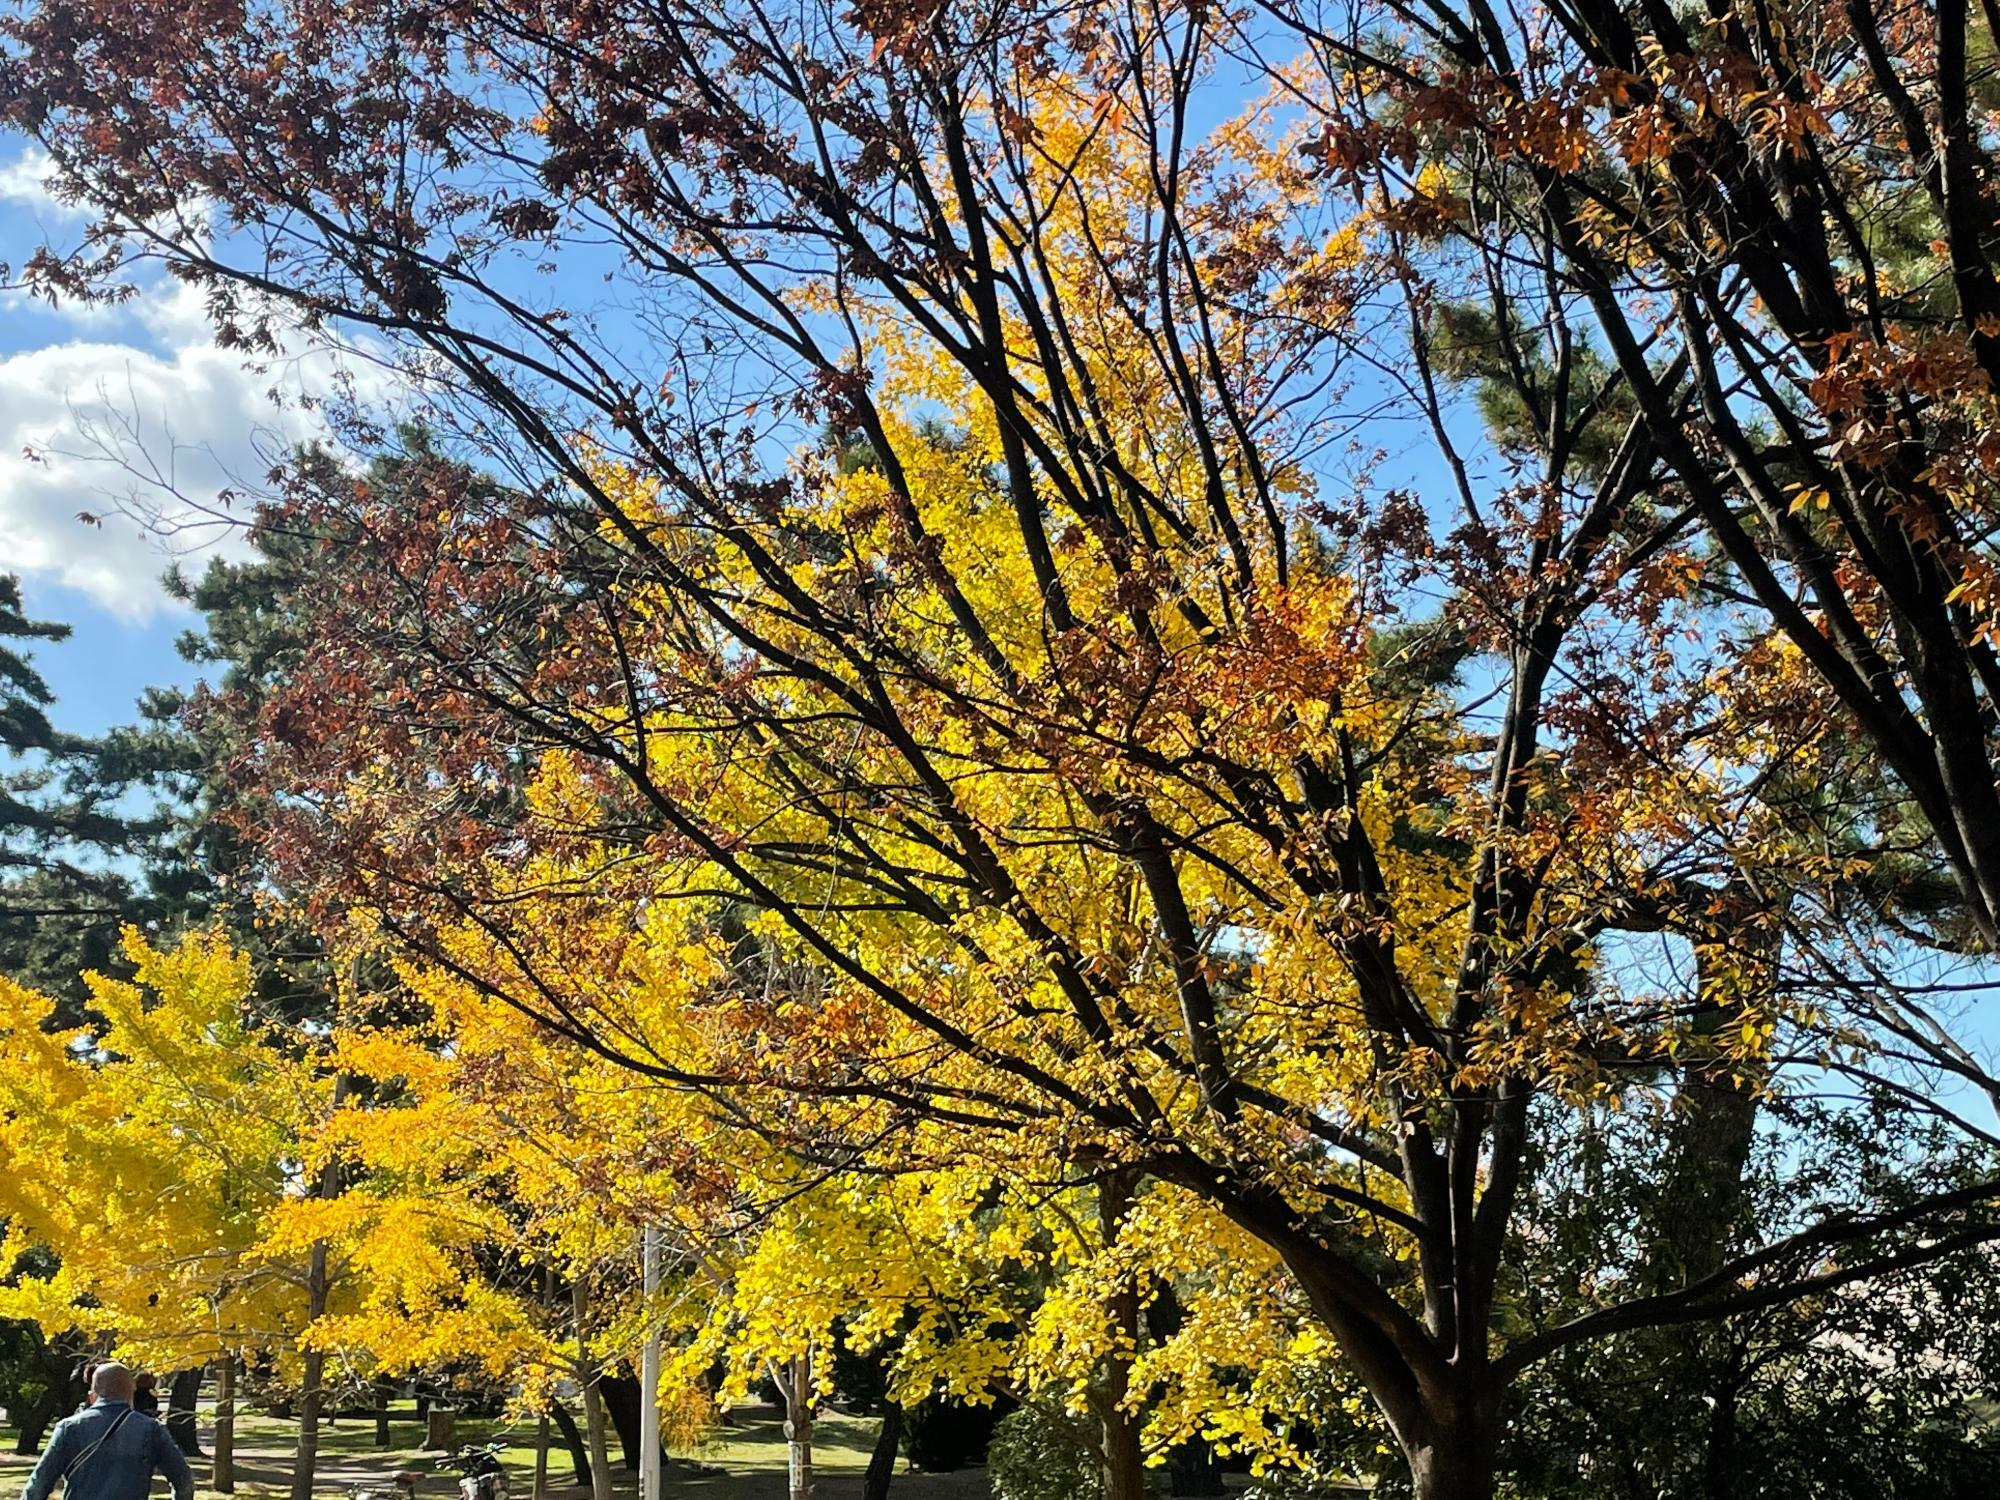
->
599, 1369, 642, 1470
214, 1357, 237, 1494
549, 1400, 593, 1488
1405, 1403, 1503, 1500
166, 1367, 205, 1457
1098, 1171, 1145, 1500
862, 1404, 903, 1500
14, 1377, 77, 1456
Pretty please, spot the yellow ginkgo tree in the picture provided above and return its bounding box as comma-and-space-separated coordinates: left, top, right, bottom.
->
0, 929, 340, 1491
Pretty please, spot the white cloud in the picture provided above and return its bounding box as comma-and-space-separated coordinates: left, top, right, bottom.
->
0, 145, 404, 620
0, 311, 393, 623
0, 137, 400, 619
0, 146, 79, 220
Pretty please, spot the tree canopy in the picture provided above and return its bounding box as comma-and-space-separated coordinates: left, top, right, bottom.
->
3, 0, 2000, 1496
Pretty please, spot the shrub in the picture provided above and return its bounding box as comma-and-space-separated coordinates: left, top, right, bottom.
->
987, 1407, 1102, 1500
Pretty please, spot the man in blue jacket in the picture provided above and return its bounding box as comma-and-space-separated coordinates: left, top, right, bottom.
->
19, 1363, 194, 1500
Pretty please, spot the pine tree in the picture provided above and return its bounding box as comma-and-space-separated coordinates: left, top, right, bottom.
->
0, 576, 161, 1006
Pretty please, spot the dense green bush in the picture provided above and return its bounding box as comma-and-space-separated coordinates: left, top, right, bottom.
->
987, 1407, 1102, 1500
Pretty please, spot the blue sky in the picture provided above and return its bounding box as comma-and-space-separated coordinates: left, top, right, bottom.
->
20, 583, 196, 735
0, 141, 382, 737
4, 115, 1996, 1127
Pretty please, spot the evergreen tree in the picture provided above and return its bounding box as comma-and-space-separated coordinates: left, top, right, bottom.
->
0, 575, 162, 1005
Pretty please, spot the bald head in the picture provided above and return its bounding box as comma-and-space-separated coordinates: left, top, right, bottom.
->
91, 1363, 136, 1402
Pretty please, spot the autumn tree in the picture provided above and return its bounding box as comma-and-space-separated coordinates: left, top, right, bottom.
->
0, 930, 342, 1491
1264, 0, 2000, 951
0, 537, 359, 1459
10, 2, 2000, 1496
323, 850, 1402, 1495
318, 945, 706, 1479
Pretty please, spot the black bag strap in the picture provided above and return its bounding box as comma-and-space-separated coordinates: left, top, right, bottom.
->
63, 1406, 137, 1484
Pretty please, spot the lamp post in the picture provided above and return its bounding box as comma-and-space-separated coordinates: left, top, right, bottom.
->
641, 1225, 661, 1500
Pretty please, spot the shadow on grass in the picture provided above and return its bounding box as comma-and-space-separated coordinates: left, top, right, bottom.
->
0, 1405, 993, 1500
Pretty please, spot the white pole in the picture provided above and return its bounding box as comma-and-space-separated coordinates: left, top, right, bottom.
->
641, 1225, 661, 1500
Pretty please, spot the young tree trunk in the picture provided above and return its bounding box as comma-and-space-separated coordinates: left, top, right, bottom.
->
532, 1408, 552, 1500
861, 1403, 902, 1500
292, 1070, 351, 1500
376, 1374, 394, 1447
773, 1353, 814, 1500
292, 1246, 331, 1500
213, 1358, 237, 1494
549, 1401, 593, 1488
1097, 1171, 1144, 1500
573, 1277, 615, 1500
167, 1367, 205, 1456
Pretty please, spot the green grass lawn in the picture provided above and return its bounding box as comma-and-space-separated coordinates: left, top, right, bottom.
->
0, 1405, 993, 1500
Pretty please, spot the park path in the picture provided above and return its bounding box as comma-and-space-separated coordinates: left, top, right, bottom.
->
0, 1408, 992, 1500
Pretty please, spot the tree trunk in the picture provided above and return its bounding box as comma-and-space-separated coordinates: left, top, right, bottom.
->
293, 1252, 330, 1500
376, 1375, 394, 1447
774, 1353, 814, 1500
14, 1381, 70, 1456
573, 1277, 615, 1500
1097, 1172, 1144, 1500
533, 1408, 552, 1500
599, 1370, 642, 1470
1403, 1400, 1501, 1500
1642, 891, 1777, 1291
292, 1072, 351, 1500
426, 1408, 459, 1451
549, 1400, 593, 1488
1638, 905, 1773, 1495
1407, 1449, 1496, 1500
214, 1357, 237, 1494
166, 1367, 204, 1457
861, 1403, 902, 1500
293, 1346, 328, 1500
